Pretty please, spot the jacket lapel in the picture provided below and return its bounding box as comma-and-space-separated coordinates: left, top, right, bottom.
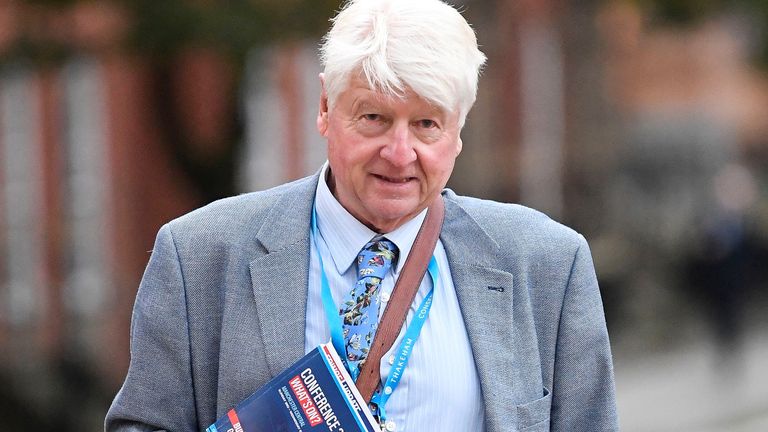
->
249, 175, 319, 376
440, 193, 517, 432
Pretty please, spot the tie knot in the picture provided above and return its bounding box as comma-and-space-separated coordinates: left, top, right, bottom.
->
356, 237, 398, 280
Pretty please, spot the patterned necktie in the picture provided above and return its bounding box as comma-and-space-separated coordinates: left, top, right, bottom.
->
339, 236, 398, 371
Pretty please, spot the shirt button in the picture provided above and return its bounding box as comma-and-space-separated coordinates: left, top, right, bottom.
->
381, 291, 391, 302
388, 355, 395, 365
385, 420, 396, 431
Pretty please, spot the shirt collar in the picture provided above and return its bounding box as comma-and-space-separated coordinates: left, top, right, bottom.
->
314, 162, 427, 275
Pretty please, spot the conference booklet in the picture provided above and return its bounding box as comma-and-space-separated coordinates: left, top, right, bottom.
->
206, 343, 381, 432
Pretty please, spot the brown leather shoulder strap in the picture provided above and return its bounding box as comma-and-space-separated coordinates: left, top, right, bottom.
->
354, 196, 446, 402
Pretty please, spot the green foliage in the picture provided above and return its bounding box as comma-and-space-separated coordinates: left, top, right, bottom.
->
737, 0, 768, 69
21, 0, 79, 6
121, 0, 340, 58
632, 0, 723, 25
4, 0, 341, 64
629, 0, 768, 70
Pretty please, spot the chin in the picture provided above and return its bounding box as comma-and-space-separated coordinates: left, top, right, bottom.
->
369, 203, 420, 224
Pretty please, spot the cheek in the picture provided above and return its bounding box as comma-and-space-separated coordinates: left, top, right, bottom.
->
420, 153, 456, 183
326, 129, 353, 162
419, 143, 459, 184
327, 136, 371, 181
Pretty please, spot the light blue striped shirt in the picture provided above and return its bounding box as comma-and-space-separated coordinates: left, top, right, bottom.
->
305, 164, 485, 432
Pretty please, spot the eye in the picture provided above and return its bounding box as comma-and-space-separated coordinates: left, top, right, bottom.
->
416, 119, 438, 129
362, 113, 382, 122
355, 112, 389, 136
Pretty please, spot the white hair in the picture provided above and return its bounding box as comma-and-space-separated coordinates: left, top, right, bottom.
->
320, 0, 487, 128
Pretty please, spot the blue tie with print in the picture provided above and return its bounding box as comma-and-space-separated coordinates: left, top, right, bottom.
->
339, 236, 398, 372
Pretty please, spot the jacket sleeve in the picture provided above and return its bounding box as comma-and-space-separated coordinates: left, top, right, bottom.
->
105, 224, 199, 432
550, 235, 619, 431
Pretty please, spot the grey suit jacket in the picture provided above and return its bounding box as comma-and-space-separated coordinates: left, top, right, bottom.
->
106, 174, 618, 432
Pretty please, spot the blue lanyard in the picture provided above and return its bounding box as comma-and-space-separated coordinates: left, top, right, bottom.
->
370, 258, 436, 422
310, 207, 437, 422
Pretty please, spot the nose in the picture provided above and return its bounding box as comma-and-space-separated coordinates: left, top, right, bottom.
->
380, 122, 417, 167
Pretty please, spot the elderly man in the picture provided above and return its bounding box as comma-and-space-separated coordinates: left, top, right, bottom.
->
106, 0, 618, 431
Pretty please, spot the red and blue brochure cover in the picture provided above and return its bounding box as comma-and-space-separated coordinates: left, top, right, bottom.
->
206, 343, 381, 432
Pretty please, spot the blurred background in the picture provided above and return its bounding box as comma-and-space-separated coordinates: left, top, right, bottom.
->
0, 0, 767, 430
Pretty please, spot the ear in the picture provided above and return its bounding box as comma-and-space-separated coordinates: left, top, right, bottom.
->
456, 136, 463, 156
317, 73, 329, 136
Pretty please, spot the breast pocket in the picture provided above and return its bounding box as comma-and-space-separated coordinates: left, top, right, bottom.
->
516, 387, 552, 431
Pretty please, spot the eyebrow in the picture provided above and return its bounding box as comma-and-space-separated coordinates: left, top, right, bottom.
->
350, 95, 449, 121
350, 98, 381, 115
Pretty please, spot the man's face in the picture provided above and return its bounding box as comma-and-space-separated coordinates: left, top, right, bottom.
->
317, 75, 462, 233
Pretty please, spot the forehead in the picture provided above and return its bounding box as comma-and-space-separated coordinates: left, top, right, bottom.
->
339, 75, 446, 115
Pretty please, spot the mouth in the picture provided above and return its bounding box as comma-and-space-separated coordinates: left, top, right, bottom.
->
373, 174, 416, 184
